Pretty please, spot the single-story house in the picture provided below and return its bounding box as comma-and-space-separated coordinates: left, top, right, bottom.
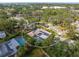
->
0, 36, 26, 57
7, 38, 20, 49
0, 42, 18, 57
28, 29, 51, 41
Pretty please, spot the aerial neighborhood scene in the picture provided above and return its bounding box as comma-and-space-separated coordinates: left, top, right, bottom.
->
0, 3, 79, 57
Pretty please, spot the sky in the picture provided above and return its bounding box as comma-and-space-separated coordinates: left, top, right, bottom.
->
0, 0, 79, 3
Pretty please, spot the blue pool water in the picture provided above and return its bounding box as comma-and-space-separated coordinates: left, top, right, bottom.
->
15, 36, 26, 46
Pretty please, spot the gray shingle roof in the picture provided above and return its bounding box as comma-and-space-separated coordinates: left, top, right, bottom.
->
0, 42, 17, 57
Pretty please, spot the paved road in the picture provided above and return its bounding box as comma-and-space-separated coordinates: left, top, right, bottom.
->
26, 40, 59, 49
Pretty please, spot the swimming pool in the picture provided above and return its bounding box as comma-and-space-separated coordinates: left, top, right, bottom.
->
15, 36, 26, 46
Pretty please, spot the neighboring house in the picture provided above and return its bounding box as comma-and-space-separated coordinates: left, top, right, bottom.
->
7, 38, 20, 49
0, 36, 26, 57
0, 31, 6, 38
41, 6, 66, 9
48, 6, 66, 9
28, 29, 51, 41
41, 6, 48, 9
0, 42, 17, 57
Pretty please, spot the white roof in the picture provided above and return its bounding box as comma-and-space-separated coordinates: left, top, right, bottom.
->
39, 34, 48, 39
53, 6, 66, 9
0, 31, 6, 38
41, 6, 48, 9
49, 6, 66, 9
8, 38, 19, 49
